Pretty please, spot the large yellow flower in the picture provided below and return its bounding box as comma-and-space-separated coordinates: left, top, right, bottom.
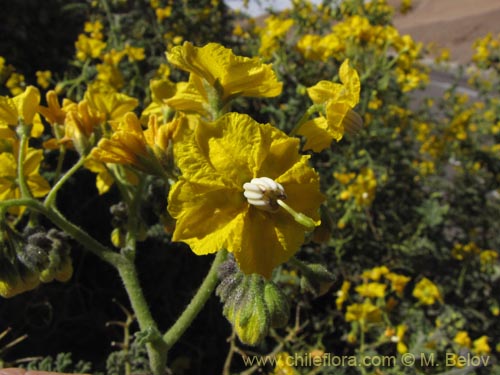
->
298, 60, 362, 152
166, 42, 282, 103
168, 112, 324, 278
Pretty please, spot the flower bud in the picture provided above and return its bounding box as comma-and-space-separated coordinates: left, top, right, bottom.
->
298, 263, 336, 297
216, 257, 290, 345
263, 282, 290, 328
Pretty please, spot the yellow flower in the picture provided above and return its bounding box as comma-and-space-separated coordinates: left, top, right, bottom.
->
166, 42, 282, 103
336, 280, 351, 310
412, 277, 442, 305
472, 336, 491, 355
141, 78, 177, 123
0, 149, 51, 212
125, 45, 146, 62
5, 73, 26, 96
84, 20, 104, 40
361, 265, 390, 281
84, 85, 138, 123
340, 167, 377, 207
394, 324, 408, 354
168, 112, 324, 278
36, 70, 52, 89
90, 112, 175, 175
0, 86, 44, 138
355, 282, 386, 298
454, 331, 472, 348
38, 90, 72, 126
273, 352, 297, 375
259, 16, 294, 58
345, 299, 382, 327
385, 272, 411, 295
63, 100, 104, 154
75, 34, 107, 61
479, 250, 498, 267
298, 60, 362, 152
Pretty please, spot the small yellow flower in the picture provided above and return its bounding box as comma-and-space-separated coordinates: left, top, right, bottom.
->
298, 59, 362, 152
84, 85, 138, 123
412, 277, 442, 305
166, 42, 282, 103
0, 148, 51, 213
273, 352, 297, 375
472, 336, 491, 355
361, 265, 389, 281
394, 324, 408, 354
454, 331, 472, 348
0, 86, 44, 138
355, 282, 386, 298
125, 45, 146, 62
168, 112, 324, 278
36, 70, 52, 89
345, 299, 382, 327
259, 16, 294, 58
90, 112, 175, 175
385, 272, 411, 295
336, 280, 351, 310
6, 73, 26, 95
75, 34, 107, 61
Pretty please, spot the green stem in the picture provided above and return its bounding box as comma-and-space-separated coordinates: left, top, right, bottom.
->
54, 145, 67, 183
288, 104, 323, 137
163, 249, 228, 350
16, 133, 32, 199
44, 156, 86, 208
0, 198, 120, 265
116, 257, 168, 375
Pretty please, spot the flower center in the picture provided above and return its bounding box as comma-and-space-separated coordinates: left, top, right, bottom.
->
243, 177, 287, 212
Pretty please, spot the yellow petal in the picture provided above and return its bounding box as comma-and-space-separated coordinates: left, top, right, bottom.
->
0, 96, 18, 125
298, 117, 334, 152
13, 86, 40, 125
307, 81, 343, 104
169, 178, 246, 255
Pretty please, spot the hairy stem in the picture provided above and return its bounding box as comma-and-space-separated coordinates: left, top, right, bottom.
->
163, 249, 228, 350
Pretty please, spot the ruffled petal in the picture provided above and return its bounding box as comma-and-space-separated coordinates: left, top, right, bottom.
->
297, 117, 334, 152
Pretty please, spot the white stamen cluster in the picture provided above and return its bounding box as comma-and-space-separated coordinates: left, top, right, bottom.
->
243, 177, 287, 212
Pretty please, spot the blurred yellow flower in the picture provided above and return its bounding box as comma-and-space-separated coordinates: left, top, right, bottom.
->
298, 59, 362, 152
168, 112, 323, 278
336, 280, 351, 310
361, 265, 389, 281
75, 34, 106, 61
345, 299, 382, 327
355, 282, 386, 298
386, 272, 411, 295
5, 72, 25, 96
259, 16, 294, 58
35, 70, 52, 89
472, 336, 491, 355
273, 352, 297, 375
454, 331, 472, 348
412, 277, 442, 305
339, 167, 377, 207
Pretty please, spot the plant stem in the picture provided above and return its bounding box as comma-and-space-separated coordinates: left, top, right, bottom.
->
0, 198, 121, 265
163, 249, 228, 350
288, 104, 323, 137
44, 156, 86, 208
116, 256, 168, 375
16, 133, 32, 199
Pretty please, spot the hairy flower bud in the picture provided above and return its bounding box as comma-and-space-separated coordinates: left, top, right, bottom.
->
216, 256, 290, 345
